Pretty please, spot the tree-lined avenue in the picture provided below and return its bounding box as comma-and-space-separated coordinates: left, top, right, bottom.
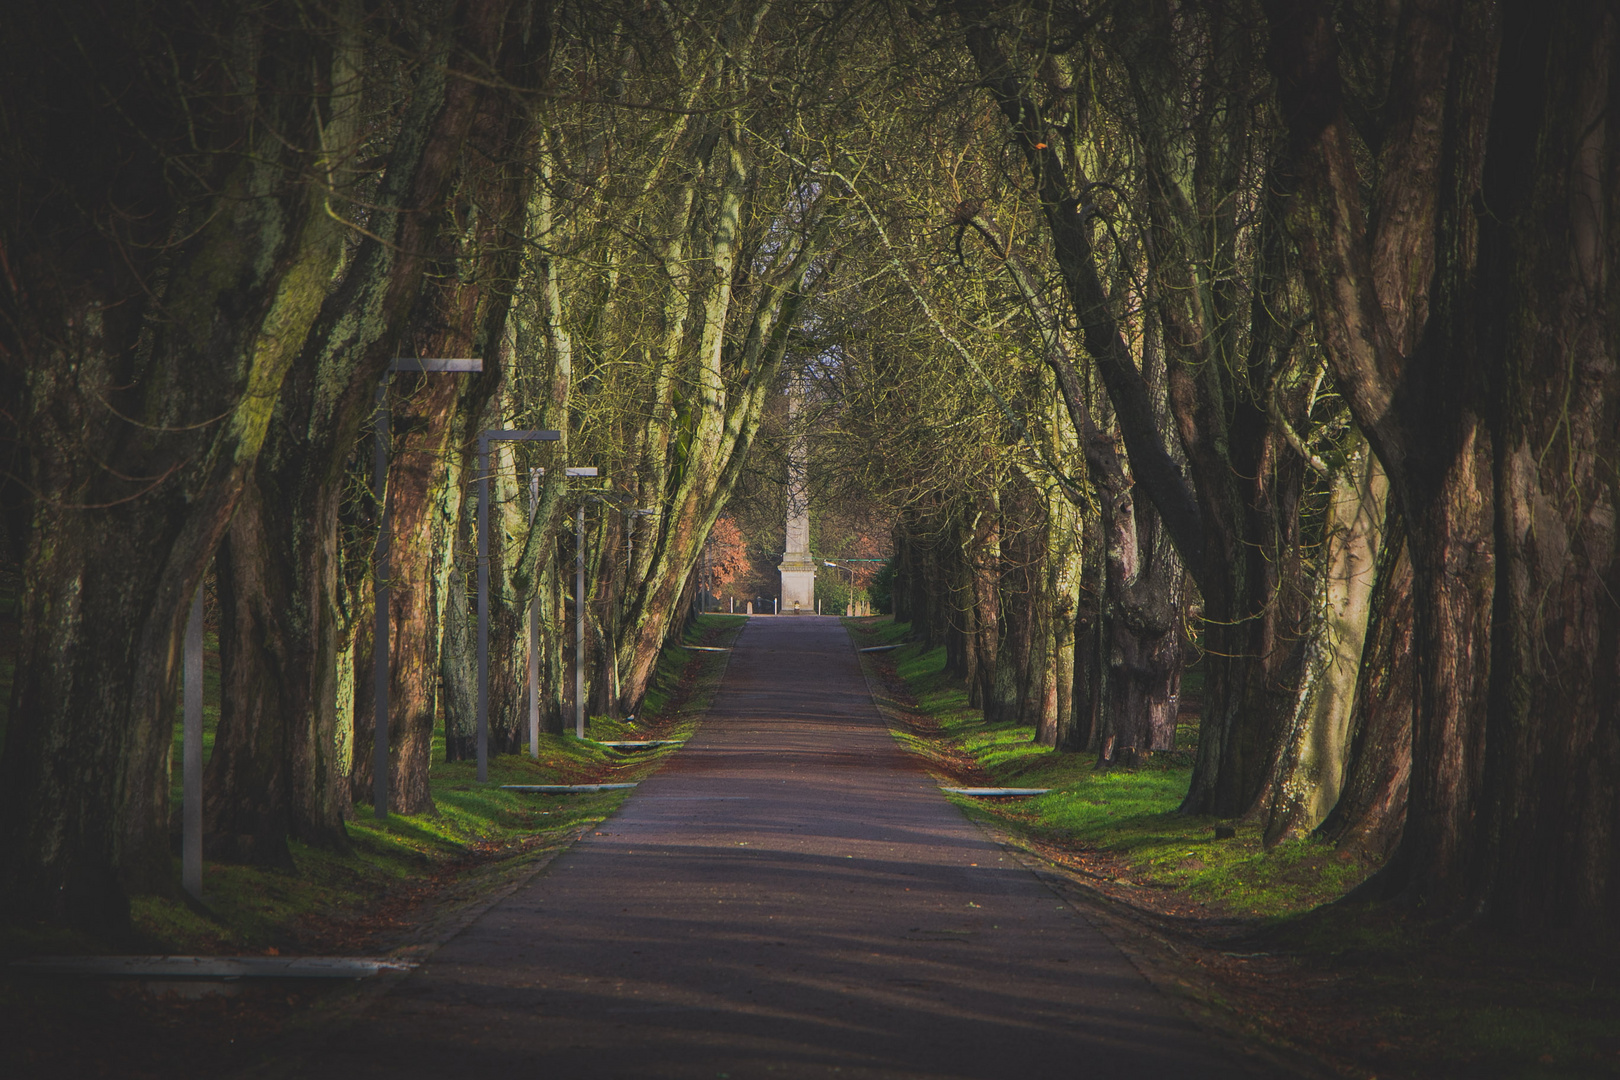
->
294, 616, 1252, 1078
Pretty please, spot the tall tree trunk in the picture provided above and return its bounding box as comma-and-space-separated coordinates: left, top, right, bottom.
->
210, 0, 524, 830
381, 375, 461, 813
1316, 520, 1414, 862
1263, 0, 1506, 911
0, 4, 349, 927
382, 66, 534, 801
1263, 448, 1389, 843
1477, 2, 1620, 931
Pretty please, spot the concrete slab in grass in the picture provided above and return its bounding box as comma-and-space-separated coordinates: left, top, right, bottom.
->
11, 956, 416, 979
941, 787, 1052, 797
500, 783, 639, 793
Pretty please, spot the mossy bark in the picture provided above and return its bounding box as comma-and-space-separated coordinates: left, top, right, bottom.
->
1316, 520, 1414, 862
208, 0, 528, 839
0, 5, 355, 929
1263, 449, 1389, 844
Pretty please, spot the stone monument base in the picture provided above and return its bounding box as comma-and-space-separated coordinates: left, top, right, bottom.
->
780, 561, 816, 614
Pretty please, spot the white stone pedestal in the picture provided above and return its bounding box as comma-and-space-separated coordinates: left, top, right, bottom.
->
780, 560, 816, 613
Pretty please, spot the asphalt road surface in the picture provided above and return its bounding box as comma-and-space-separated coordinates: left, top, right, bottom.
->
303, 616, 1256, 1078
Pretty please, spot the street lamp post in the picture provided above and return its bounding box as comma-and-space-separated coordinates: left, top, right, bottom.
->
182, 584, 203, 898
575, 502, 586, 740
824, 560, 857, 614
476, 429, 562, 782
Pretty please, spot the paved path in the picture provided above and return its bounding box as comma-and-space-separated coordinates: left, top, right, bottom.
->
307, 617, 1255, 1078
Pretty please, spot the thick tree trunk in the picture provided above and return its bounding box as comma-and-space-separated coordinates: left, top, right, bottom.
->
1476, 3, 1620, 932
381, 375, 461, 813
1317, 522, 1414, 862
206, 484, 296, 866
1263, 0, 1503, 912
379, 66, 532, 797
1100, 500, 1186, 767
0, 4, 349, 927
1263, 449, 1389, 843
210, 0, 524, 830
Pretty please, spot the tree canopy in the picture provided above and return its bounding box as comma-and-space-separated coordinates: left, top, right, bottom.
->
2, 0, 1617, 942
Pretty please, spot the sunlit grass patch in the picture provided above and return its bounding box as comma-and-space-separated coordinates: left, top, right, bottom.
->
636, 612, 745, 724
851, 622, 1620, 1076
853, 617, 1374, 921
118, 612, 747, 957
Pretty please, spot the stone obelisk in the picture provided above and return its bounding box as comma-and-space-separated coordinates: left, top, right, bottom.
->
779, 378, 815, 612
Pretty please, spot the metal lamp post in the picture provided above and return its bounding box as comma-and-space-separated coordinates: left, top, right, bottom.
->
182, 584, 203, 898
475, 429, 562, 782
177, 358, 484, 894
825, 560, 856, 614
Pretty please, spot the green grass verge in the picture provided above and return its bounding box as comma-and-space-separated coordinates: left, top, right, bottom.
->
850, 615, 1368, 919
851, 616, 1620, 1077
8, 612, 747, 960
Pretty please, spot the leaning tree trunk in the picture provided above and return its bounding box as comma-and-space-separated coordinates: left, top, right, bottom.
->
615, 206, 834, 711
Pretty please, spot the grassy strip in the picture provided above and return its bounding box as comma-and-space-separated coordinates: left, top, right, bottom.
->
850, 615, 1620, 1078
1, 613, 748, 1080
5, 612, 748, 962
848, 615, 1369, 919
